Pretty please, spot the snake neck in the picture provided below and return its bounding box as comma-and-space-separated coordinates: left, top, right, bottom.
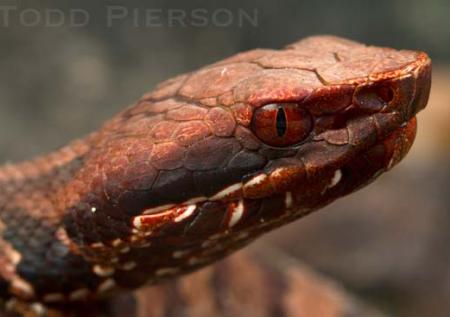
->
0, 136, 98, 301
0, 136, 93, 222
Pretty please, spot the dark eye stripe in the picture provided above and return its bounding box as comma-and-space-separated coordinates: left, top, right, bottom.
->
276, 107, 287, 137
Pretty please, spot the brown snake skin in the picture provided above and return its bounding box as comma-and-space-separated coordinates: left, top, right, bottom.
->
0, 35, 431, 316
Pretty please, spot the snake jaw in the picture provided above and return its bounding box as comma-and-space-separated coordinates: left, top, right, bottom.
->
123, 115, 418, 284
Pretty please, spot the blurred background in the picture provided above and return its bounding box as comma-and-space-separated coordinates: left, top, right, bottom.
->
0, 1, 448, 316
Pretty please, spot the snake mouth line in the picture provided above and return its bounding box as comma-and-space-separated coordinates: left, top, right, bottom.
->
377, 115, 417, 171
132, 115, 418, 214
131, 117, 418, 239
328, 115, 418, 195
127, 116, 419, 275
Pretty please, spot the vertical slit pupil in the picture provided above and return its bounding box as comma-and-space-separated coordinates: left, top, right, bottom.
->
276, 107, 287, 137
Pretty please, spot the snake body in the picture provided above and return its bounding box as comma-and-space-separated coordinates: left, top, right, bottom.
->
0, 36, 431, 314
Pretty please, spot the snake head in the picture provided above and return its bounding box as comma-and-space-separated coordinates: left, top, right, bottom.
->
61, 36, 431, 290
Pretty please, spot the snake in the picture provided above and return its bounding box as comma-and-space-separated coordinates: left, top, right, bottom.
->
0, 35, 431, 316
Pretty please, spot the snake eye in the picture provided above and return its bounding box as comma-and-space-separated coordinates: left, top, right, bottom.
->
251, 103, 313, 147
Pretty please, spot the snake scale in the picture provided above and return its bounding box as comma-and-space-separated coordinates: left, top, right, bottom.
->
0, 36, 431, 316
